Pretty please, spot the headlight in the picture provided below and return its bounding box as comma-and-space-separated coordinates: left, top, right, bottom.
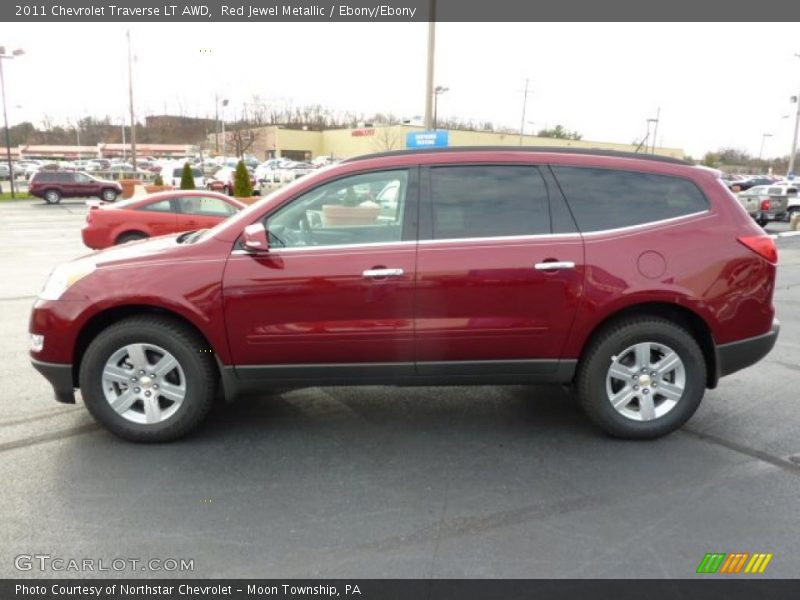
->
39, 261, 96, 301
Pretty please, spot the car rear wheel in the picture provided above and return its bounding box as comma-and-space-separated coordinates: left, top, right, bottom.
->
115, 231, 148, 245
786, 207, 799, 223
79, 316, 217, 442
44, 189, 61, 204
576, 317, 706, 439
101, 188, 118, 202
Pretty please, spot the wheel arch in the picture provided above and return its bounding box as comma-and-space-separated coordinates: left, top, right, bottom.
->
114, 229, 149, 244
72, 305, 220, 389
575, 302, 718, 389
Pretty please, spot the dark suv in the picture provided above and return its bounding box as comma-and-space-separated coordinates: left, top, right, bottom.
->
29, 148, 779, 442
29, 170, 122, 204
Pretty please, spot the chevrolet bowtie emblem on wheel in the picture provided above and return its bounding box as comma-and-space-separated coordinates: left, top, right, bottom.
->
696, 552, 773, 574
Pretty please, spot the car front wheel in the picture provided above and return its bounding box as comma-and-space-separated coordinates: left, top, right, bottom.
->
576, 317, 706, 439
79, 316, 217, 442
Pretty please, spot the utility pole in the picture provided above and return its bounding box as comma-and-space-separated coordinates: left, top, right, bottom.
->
214, 94, 219, 154
0, 46, 23, 199
519, 78, 530, 145
651, 107, 660, 154
127, 30, 137, 174
121, 118, 126, 161
423, 0, 436, 130
789, 54, 800, 177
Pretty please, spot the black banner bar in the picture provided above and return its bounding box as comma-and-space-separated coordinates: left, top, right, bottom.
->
2, 0, 800, 22
3, 580, 800, 600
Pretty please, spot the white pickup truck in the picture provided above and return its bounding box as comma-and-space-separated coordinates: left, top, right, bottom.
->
736, 184, 792, 226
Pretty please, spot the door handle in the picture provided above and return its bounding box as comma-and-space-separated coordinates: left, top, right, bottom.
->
363, 268, 404, 278
534, 261, 576, 271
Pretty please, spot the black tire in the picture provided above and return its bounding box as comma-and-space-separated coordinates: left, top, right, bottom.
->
79, 316, 217, 442
101, 188, 118, 202
44, 189, 61, 204
576, 317, 706, 439
115, 231, 148, 245
786, 208, 798, 223
756, 218, 767, 227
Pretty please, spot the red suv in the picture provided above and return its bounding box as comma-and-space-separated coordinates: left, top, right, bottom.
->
29, 148, 779, 442
29, 170, 122, 204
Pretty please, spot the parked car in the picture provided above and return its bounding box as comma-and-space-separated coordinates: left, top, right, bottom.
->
0, 163, 11, 180
161, 163, 206, 189
736, 185, 789, 225
207, 167, 258, 195
29, 170, 122, 204
729, 176, 774, 192
81, 191, 244, 249
29, 148, 779, 442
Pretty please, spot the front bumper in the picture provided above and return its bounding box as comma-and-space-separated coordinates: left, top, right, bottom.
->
31, 358, 75, 404
716, 319, 780, 380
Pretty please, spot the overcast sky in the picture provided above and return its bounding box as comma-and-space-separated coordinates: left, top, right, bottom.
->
3, 22, 800, 157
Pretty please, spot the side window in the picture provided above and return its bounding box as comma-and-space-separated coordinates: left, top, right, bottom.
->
74, 173, 90, 184
55, 172, 75, 183
139, 199, 173, 213
429, 165, 550, 240
266, 169, 409, 248
551, 167, 709, 232
181, 196, 236, 217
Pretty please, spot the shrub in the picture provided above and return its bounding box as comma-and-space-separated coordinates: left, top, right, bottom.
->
153, 173, 164, 186
233, 159, 253, 197
180, 163, 195, 190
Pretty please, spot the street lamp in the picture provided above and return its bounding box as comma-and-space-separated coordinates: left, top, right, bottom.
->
220, 98, 229, 156
433, 85, 448, 130
0, 46, 24, 199
788, 53, 800, 178
758, 133, 773, 161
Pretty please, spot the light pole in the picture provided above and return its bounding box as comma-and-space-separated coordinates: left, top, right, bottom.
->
423, 0, 436, 130
519, 78, 531, 145
433, 85, 448, 129
0, 46, 24, 199
788, 53, 800, 178
648, 107, 661, 154
758, 133, 773, 161
126, 30, 137, 174
220, 98, 229, 157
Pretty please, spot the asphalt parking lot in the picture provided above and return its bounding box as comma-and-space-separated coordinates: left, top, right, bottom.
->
1, 198, 799, 579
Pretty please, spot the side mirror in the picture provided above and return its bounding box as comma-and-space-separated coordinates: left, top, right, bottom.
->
242, 223, 269, 253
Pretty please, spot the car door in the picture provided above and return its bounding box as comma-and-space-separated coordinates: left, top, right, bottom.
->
414, 164, 584, 376
222, 168, 419, 379
135, 197, 178, 236
57, 172, 79, 197
72, 172, 96, 197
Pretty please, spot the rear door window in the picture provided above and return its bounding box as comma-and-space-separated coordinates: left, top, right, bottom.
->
551, 167, 708, 232
428, 165, 550, 239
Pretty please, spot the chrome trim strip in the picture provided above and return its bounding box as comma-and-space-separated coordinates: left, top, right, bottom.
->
228, 210, 711, 255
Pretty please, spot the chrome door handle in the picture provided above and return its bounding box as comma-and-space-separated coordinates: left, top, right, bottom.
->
534, 261, 576, 270
363, 268, 404, 278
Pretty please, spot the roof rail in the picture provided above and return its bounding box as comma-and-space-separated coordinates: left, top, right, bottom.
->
342, 146, 691, 166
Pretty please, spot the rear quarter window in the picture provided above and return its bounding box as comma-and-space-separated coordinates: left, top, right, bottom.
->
551, 167, 708, 232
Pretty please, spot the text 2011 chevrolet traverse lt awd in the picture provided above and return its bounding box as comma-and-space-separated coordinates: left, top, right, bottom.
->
29, 148, 779, 442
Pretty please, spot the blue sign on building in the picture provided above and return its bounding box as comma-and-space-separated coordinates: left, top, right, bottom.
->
406, 130, 449, 149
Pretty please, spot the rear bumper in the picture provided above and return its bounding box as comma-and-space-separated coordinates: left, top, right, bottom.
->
716, 319, 779, 380
31, 358, 75, 404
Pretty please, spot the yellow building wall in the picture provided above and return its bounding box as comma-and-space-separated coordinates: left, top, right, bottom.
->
242, 125, 685, 161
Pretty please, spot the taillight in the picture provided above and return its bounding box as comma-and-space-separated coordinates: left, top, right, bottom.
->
760, 198, 770, 211
738, 235, 777, 264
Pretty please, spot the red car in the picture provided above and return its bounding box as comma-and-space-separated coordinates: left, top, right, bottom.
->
206, 167, 258, 196
81, 191, 245, 249
30, 148, 779, 442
